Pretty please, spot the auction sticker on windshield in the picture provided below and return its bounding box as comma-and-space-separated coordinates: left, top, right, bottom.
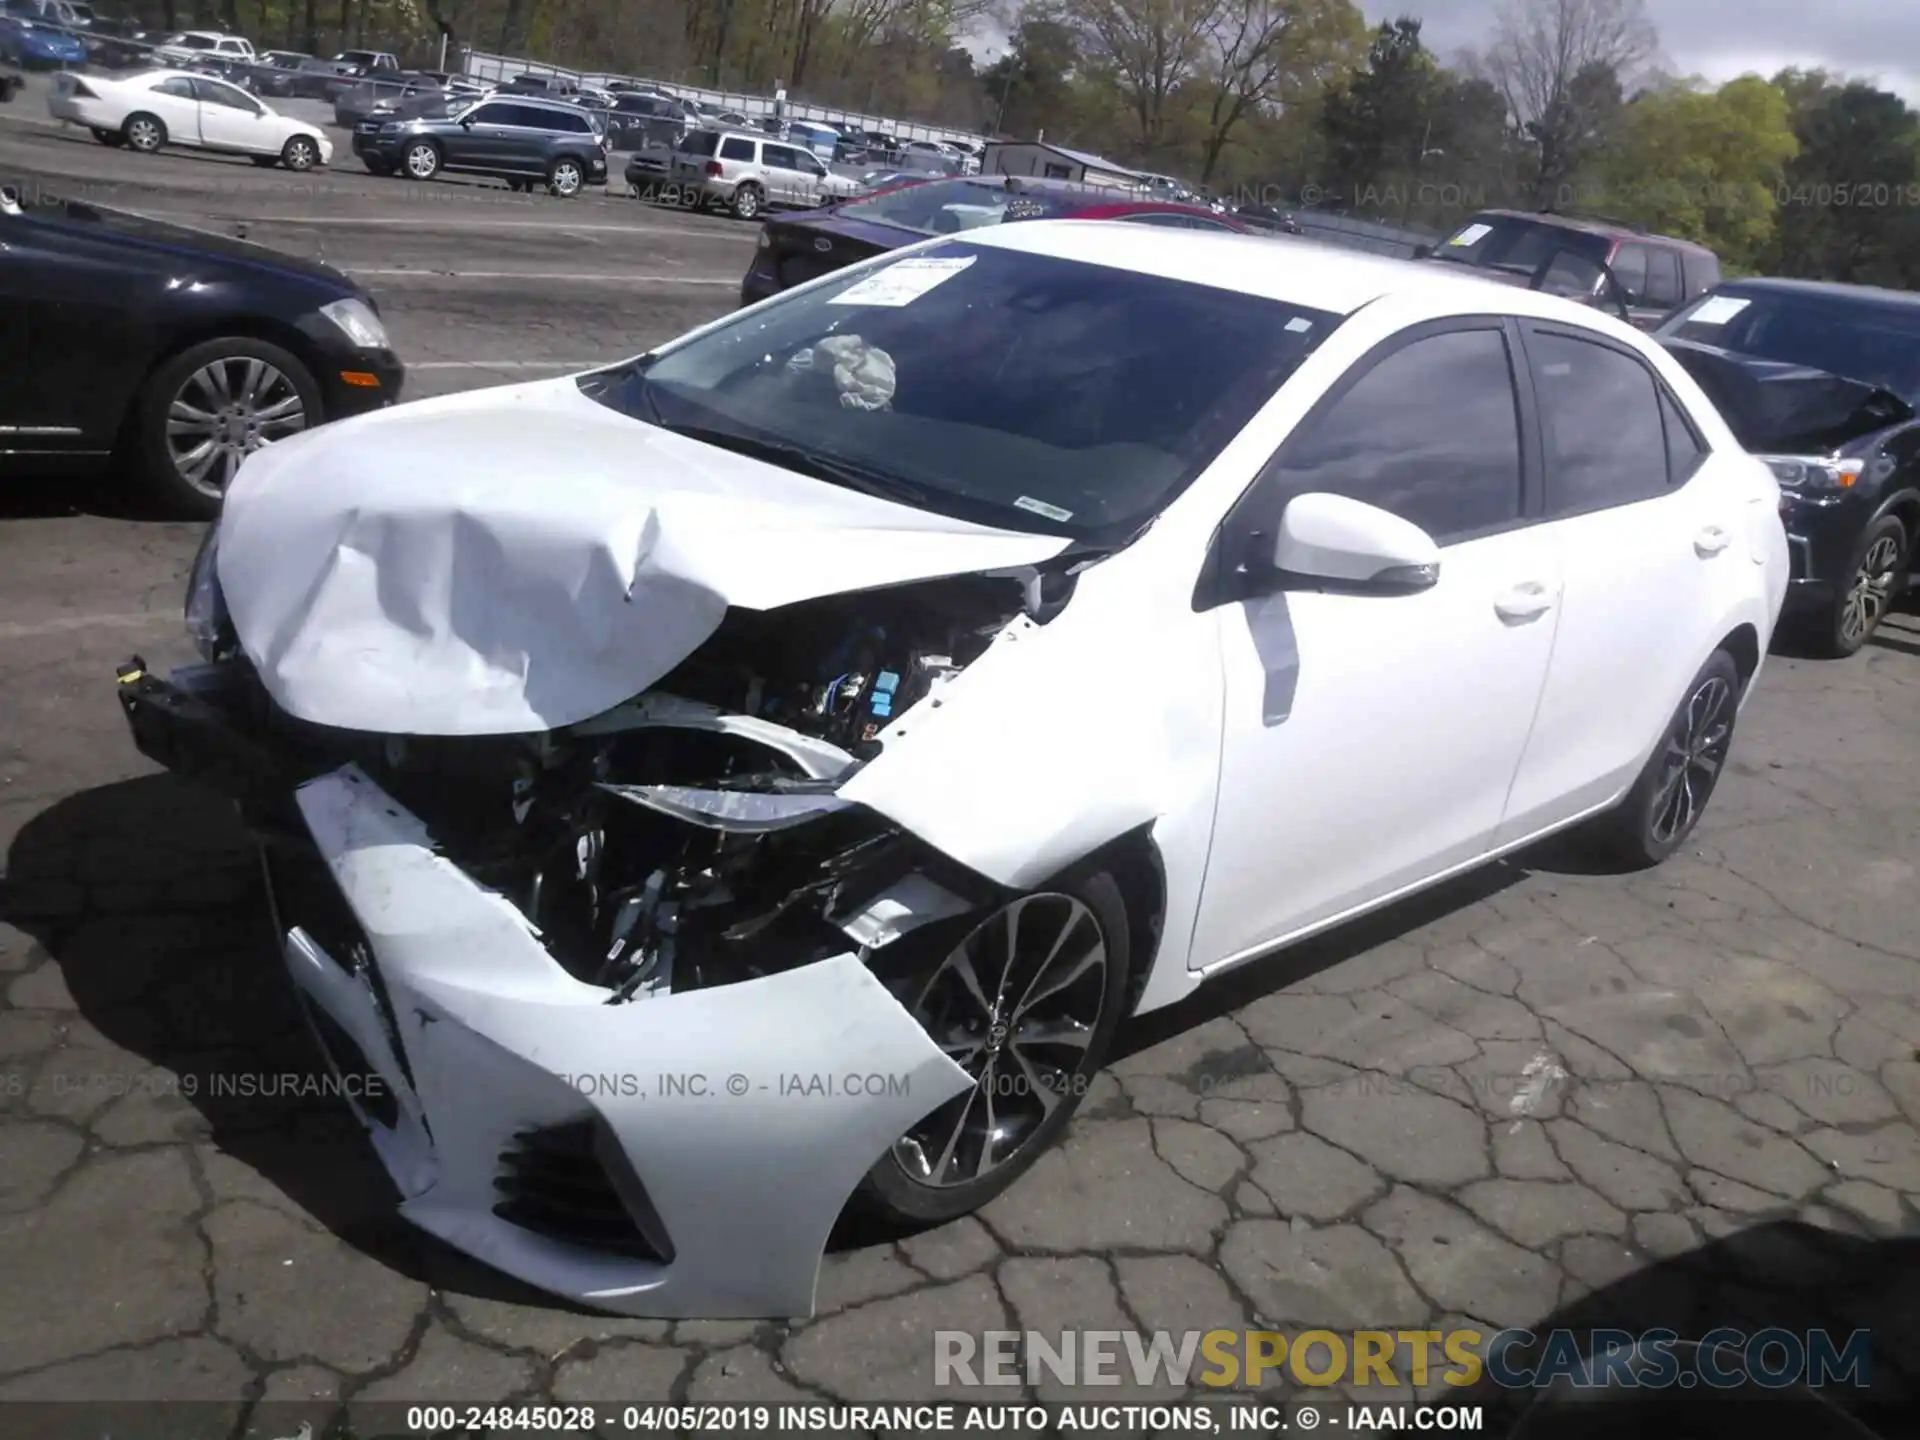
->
1686, 295, 1752, 326
1013, 496, 1073, 522
831, 256, 976, 307
1448, 222, 1492, 246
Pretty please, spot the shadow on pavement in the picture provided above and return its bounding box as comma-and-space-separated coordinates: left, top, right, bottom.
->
1443, 1222, 1916, 1438
0, 466, 158, 522
0, 772, 582, 1312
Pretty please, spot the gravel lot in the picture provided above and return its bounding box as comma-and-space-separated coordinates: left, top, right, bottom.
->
3, 97, 1920, 1432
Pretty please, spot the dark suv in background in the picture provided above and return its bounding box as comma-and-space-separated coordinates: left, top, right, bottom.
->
1422, 210, 1721, 328
353, 95, 608, 195
1657, 280, 1920, 656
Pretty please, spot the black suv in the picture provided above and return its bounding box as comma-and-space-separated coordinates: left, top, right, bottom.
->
353, 95, 608, 195
1657, 280, 1920, 656
1421, 210, 1721, 329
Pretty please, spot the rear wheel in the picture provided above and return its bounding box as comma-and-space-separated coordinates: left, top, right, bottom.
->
1581, 650, 1740, 869
855, 869, 1132, 1226
130, 337, 321, 519
122, 112, 165, 152
280, 134, 320, 171
730, 181, 764, 220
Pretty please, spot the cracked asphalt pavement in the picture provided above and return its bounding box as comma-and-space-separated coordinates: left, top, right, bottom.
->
3, 100, 1920, 1434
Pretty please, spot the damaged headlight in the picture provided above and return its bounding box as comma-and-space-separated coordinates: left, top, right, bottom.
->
183, 521, 235, 663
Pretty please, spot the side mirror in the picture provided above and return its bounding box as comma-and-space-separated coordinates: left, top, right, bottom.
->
1272, 492, 1440, 592
459, 114, 474, 127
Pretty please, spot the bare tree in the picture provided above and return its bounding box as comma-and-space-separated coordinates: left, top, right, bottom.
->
1482, 0, 1655, 203
1193, 0, 1361, 183
1064, 0, 1222, 154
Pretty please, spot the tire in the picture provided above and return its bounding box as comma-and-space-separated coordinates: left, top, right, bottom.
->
402, 139, 441, 181
730, 181, 764, 220
361, 156, 393, 176
129, 337, 322, 520
122, 111, 165, 152
280, 134, 320, 172
1813, 514, 1909, 658
90, 126, 124, 146
855, 868, 1133, 1227
546, 157, 585, 197
1581, 649, 1742, 869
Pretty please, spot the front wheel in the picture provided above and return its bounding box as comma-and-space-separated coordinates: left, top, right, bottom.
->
1581, 649, 1741, 869
402, 140, 441, 181
546, 157, 584, 197
855, 869, 1132, 1226
281, 134, 320, 171
129, 337, 322, 519
1818, 515, 1909, 658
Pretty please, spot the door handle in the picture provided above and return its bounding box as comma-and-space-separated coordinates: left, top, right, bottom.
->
1694, 525, 1732, 557
1494, 580, 1557, 623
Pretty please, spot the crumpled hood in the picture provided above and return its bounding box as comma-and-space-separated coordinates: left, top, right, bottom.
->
216, 377, 1071, 736
1662, 339, 1915, 453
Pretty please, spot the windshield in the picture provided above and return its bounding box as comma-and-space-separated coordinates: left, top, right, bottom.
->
577, 241, 1338, 539
834, 178, 1114, 236
173, 33, 217, 49
1432, 216, 1610, 277
1657, 288, 1920, 405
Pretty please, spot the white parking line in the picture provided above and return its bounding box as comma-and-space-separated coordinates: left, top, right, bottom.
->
0, 612, 174, 642
350, 269, 739, 284
235, 215, 758, 241
410, 361, 607, 371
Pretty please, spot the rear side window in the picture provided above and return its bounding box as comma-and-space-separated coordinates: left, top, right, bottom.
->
1682, 250, 1719, 298
719, 135, 755, 161
1272, 326, 1524, 544
1661, 388, 1709, 485
1529, 329, 1669, 516
1643, 248, 1683, 309
1611, 244, 1649, 299
681, 130, 720, 156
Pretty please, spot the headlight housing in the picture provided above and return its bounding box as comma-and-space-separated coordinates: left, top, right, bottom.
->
319, 296, 390, 351
1757, 454, 1863, 495
183, 522, 235, 662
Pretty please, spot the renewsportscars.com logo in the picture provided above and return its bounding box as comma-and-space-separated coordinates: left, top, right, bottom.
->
934, 1327, 1875, 1391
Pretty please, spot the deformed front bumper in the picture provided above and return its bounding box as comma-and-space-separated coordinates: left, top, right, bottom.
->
116, 661, 973, 1318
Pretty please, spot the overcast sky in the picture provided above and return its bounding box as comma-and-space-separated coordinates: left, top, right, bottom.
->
963, 0, 1920, 104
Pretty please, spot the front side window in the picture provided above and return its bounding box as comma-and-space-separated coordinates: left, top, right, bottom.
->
154, 76, 197, 98
196, 79, 260, 111
1272, 327, 1523, 544
1529, 330, 1669, 516
467, 103, 510, 125
579, 242, 1339, 540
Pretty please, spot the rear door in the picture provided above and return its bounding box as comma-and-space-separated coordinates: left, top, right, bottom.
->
1497, 322, 1739, 840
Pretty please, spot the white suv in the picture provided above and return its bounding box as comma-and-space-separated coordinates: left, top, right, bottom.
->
671, 127, 859, 220
154, 31, 255, 65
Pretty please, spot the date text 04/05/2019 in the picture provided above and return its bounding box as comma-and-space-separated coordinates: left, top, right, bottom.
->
392, 1403, 1484, 1432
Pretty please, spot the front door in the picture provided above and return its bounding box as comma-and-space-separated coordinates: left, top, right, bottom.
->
193, 77, 270, 152
1191, 321, 1562, 967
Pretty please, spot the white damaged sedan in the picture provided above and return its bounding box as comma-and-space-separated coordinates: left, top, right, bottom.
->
117, 223, 1788, 1318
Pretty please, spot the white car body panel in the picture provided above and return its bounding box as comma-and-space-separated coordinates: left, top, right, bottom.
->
151, 224, 1788, 1318
289, 766, 973, 1317
217, 380, 1071, 736
47, 71, 329, 163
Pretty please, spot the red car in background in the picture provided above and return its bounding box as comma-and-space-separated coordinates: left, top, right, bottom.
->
740, 175, 1252, 307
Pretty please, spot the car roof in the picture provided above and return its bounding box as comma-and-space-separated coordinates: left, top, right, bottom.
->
1713, 276, 1920, 310
959, 220, 1645, 318
1468, 208, 1716, 255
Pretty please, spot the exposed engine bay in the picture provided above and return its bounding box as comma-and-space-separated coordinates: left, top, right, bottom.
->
246, 567, 1077, 1005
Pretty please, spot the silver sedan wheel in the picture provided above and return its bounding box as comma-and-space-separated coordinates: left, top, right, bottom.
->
165, 356, 307, 499
1840, 532, 1903, 648
283, 136, 318, 171
892, 892, 1109, 1188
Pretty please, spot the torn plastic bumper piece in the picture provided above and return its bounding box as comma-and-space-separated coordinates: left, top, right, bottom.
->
279, 764, 973, 1318
114, 656, 294, 806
